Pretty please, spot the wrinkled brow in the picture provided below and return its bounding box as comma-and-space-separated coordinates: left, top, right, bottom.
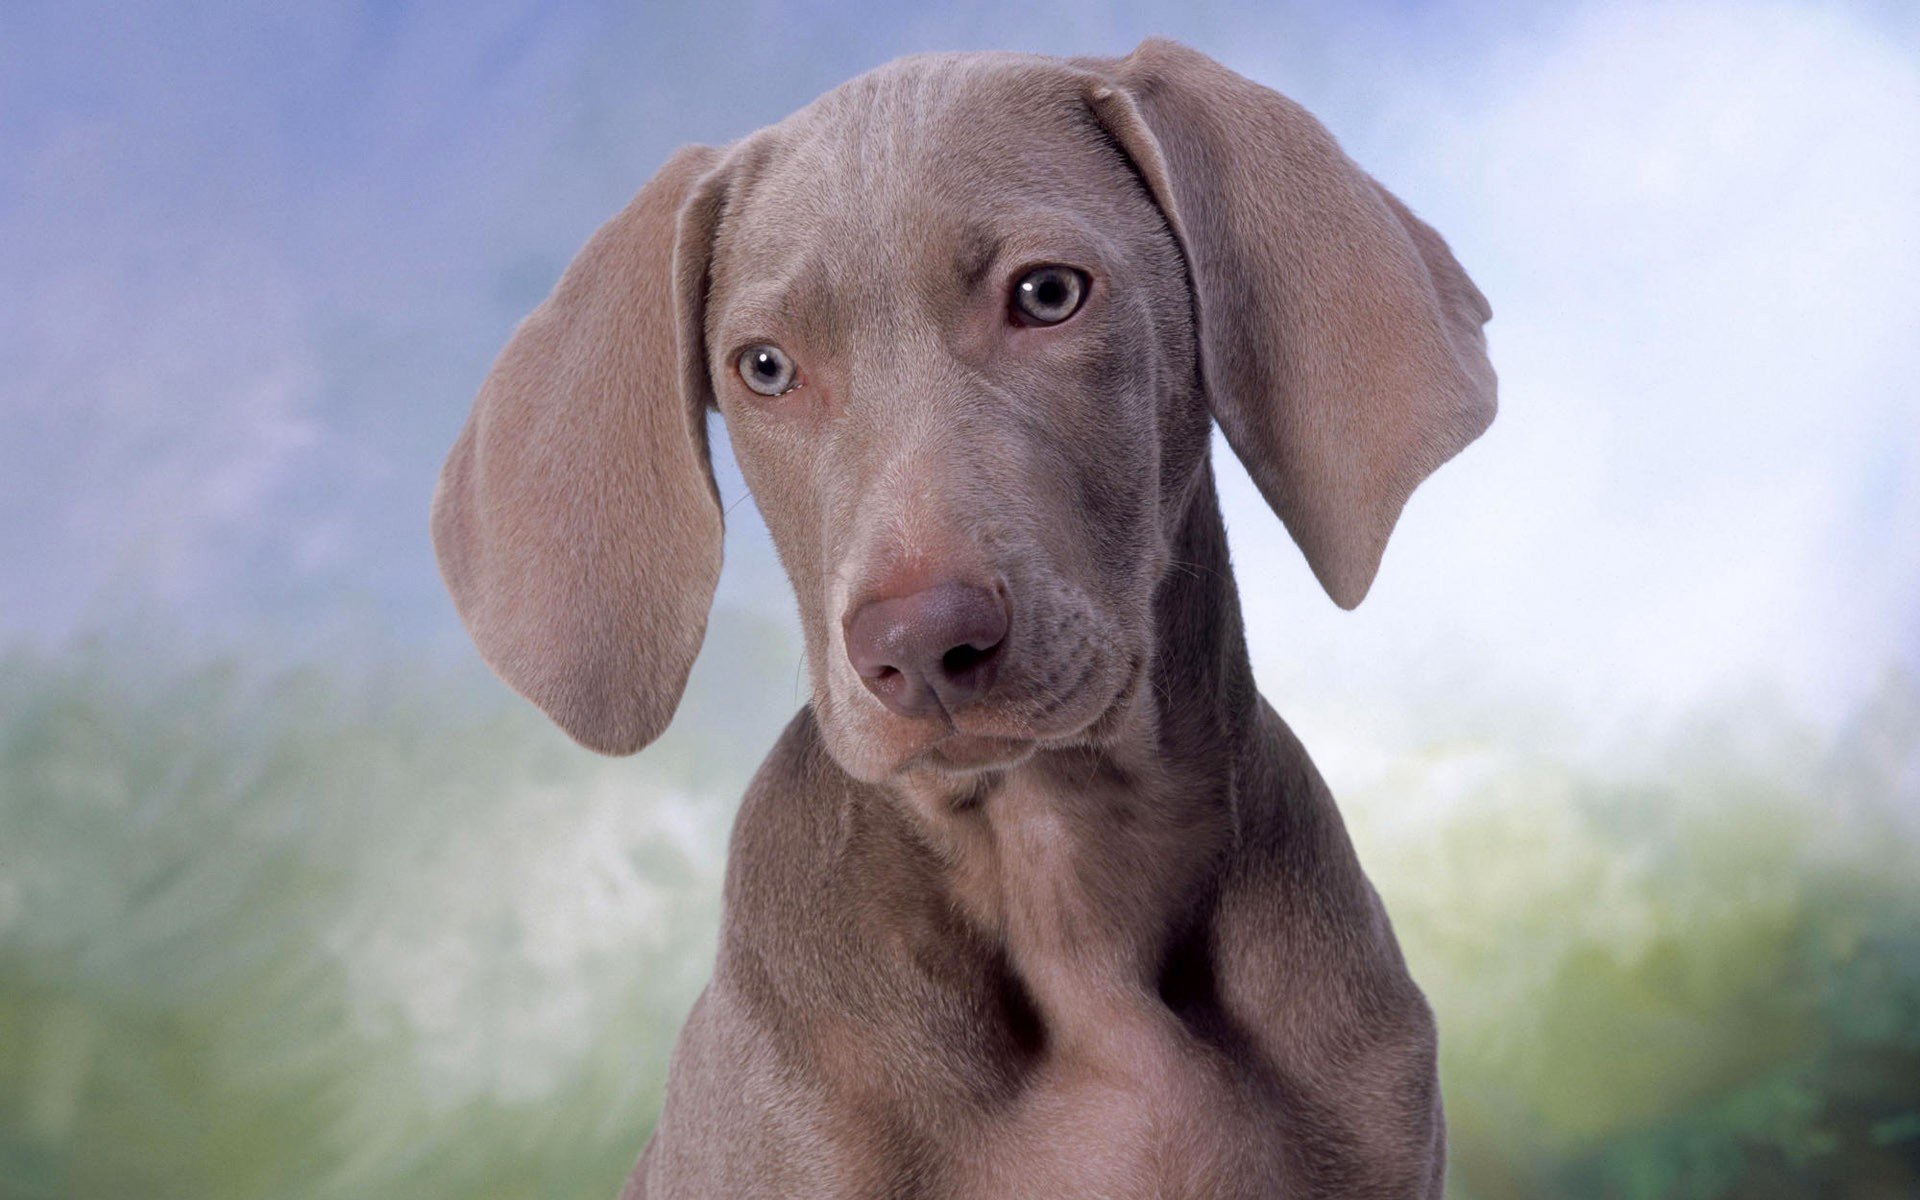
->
956, 225, 1004, 292
708, 253, 837, 350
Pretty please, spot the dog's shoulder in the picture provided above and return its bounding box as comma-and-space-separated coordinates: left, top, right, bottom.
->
714, 707, 978, 1010
685, 709, 1028, 1163
715, 707, 874, 975
1200, 698, 1445, 1194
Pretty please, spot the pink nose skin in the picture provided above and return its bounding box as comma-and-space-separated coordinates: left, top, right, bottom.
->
844, 581, 1010, 719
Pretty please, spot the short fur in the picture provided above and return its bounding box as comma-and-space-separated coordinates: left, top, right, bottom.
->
433, 37, 1495, 1199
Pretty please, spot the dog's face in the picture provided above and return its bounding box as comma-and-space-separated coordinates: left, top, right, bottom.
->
431, 41, 1496, 770
704, 60, 1201, 780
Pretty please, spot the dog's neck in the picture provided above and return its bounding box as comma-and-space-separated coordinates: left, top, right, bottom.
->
887, 462, 1260, 1057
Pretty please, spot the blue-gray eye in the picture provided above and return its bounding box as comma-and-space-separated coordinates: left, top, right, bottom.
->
737, 344, 797, 396
1012, 266, 1087, 325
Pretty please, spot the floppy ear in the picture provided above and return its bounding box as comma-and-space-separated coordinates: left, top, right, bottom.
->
431, 144, 730, 754
1081, 38, 1496, 607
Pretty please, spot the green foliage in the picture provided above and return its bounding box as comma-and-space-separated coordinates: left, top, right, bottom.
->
1, 637, 1916, 1199
0, 639, 736, 1200
1347, 678, 1920, 1199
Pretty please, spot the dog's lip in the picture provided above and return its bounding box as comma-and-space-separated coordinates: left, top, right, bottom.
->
1058, 649, 1147, 745
912, 664, 1137, 772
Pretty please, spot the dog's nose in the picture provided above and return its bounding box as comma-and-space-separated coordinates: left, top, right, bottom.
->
844, 581, 1010, 718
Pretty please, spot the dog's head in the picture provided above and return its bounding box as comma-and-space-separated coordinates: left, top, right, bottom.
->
432, 39, 1495, 780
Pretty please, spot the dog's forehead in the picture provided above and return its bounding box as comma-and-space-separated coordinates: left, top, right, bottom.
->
711, 53, 1119, 286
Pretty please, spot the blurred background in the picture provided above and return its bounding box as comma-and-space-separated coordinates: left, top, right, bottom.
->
3, 1, 1917, 1197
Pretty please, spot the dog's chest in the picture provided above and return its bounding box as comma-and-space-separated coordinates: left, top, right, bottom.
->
946, 1002, 1275, 1200
919, 773, 1268, 1196
932, 769, 1226, 1035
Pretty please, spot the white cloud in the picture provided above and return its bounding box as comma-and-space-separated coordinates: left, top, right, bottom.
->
1215, 0, 1920, 768
329, 762, 725, 1109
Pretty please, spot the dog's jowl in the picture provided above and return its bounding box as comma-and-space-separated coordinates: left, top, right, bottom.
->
433, 37, 1494, 1200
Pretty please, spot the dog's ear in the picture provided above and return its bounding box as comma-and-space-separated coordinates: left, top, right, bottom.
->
1081, 39, 1496, 608
431, 144, 730, 754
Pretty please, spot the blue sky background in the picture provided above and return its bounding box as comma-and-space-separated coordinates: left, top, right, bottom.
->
3, 0, 1917, 773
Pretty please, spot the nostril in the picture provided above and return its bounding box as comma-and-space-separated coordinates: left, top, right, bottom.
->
844, 578, 1010, 717
939, 639, 998, 679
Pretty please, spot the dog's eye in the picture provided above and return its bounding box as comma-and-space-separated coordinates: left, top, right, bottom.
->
1012, 266, 1087, 325
737, 344, 797, 396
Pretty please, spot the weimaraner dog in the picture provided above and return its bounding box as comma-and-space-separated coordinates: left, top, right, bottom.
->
433, 37, 1494, 1199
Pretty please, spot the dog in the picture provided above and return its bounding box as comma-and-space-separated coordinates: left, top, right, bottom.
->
432, 36, 1495, 1199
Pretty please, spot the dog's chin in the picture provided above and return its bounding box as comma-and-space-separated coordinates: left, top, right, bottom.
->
832, 719, 1039, 783
918, 733, 1036, 775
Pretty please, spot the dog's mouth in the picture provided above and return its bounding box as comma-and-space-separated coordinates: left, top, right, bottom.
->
898, 649, 1146, 777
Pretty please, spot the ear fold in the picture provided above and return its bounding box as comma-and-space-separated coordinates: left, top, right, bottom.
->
1082, 38, 1496, 608
431, 144, 730, 754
